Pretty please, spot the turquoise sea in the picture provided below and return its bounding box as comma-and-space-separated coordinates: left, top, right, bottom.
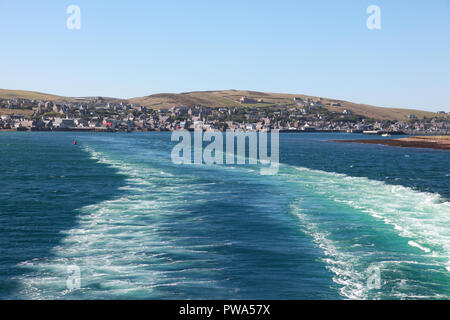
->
0, 132, 449, 300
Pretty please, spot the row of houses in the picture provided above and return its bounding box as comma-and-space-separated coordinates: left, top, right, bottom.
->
1, 97, 449, 134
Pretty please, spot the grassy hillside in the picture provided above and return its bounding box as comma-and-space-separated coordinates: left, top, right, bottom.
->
0, 88, 444, 121
0, 89, 78, 102
130, 90, 442, 121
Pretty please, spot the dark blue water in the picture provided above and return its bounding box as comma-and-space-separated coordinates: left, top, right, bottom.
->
0, 132, 448, 300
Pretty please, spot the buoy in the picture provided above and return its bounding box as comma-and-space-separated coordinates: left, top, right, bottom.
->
74, 140, 77, 145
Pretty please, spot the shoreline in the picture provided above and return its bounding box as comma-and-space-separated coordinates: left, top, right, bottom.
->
0, 129, 385, 133
2, 129, 449, 151
332, 136, 450, 151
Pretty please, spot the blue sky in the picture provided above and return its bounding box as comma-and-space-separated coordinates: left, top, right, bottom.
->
0, 0, 449, 111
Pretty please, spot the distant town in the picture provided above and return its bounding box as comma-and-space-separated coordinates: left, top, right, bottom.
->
1, 96, 449, 135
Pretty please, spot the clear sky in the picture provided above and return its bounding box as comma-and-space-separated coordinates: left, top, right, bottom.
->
1, 0, 449, 111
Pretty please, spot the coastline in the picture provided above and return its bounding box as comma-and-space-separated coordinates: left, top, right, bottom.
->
332, 136, 450, 151
3, 129, 450, 152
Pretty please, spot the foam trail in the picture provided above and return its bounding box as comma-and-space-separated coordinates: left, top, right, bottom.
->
290, 204, 369, 299
408, 241, 431, 253
287, 166, 450, 257
14, 140, 450, 300
164, 154, 450, 299
16, 146, 228, 299
278, 164, 450, 299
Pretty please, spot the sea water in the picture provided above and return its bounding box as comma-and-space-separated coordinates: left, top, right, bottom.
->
0, 132, 448, 300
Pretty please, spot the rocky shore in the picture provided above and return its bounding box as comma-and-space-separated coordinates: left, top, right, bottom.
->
332, 136, 450, 150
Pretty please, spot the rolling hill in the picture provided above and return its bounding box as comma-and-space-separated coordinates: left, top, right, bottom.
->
0, 89, 79, 103
0, 88, 444, 121
131, 90, 445, 121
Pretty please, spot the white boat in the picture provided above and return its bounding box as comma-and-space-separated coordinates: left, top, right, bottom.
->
363, 130, 379, 135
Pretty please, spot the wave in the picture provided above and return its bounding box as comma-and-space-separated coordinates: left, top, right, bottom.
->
288, 166, 449, 256
278, 165, 450, 299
